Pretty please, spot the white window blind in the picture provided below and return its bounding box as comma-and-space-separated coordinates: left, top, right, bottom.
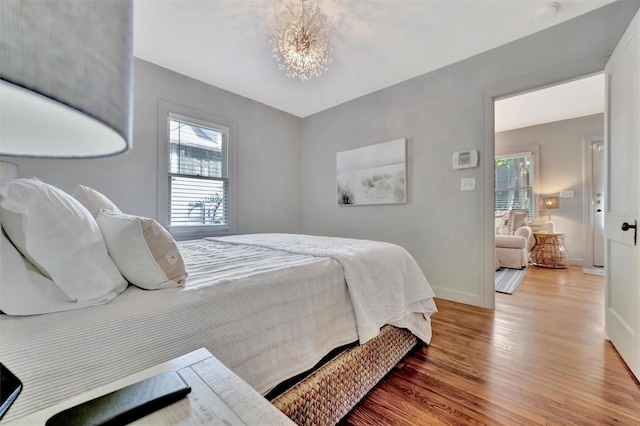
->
495, 152, 533, 219
168, 116, 229, 230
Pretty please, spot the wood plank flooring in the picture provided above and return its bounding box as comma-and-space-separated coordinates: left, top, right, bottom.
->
342, 266, 640, 425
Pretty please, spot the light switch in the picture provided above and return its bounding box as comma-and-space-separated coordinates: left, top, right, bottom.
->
560, 190, 574, 198
461, 178, 476, 191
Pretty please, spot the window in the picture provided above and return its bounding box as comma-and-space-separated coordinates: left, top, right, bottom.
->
495, 152, 534, 219
167, 114, 230, 232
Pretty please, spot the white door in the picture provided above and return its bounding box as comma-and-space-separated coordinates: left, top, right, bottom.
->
592, 141, 605, 267
604, 9, 640, 381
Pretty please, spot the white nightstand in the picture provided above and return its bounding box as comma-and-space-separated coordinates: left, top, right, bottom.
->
6, 348, 295, 426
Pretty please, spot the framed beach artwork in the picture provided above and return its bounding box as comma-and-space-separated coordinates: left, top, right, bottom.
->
337, 138, 407, 206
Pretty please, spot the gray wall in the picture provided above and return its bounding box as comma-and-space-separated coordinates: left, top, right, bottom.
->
4, 59, 303, 235
495, 114, 605, 265
300, 2, 638, 306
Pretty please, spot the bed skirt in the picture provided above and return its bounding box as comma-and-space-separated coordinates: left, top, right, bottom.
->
271, 325, 419, 425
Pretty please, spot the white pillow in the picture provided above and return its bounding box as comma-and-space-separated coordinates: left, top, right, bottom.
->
72, 184, 122, 218
0, 230, 106, 315
96, 210, 187, 290
0, 179, 128, 305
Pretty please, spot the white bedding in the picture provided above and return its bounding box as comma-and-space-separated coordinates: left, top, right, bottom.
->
212, 234, 438, 344
0, 234, 436, 423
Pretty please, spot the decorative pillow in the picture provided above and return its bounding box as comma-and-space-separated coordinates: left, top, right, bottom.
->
0, 179, 128, 305
510, 210, 528, 230
495, 212, 508, 234
96, 210, 187, 290
0, 230, 107, 315
72, 184, 122, 218
495, 226, 508, 235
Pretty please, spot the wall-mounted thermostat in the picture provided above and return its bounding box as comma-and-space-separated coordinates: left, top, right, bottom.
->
452, 149, 478, 169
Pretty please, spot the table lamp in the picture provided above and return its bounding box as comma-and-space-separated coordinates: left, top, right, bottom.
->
0, 0, 133, 159
540, 196, 560, 232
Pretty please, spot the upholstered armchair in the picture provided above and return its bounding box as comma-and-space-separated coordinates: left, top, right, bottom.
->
495, 210, 534, 269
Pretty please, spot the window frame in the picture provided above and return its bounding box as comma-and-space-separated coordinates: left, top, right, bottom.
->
157, 102, 236, 240
494, 146, 540, 221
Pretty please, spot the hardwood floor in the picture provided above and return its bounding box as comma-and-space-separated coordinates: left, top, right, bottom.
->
342, 266, 640, 425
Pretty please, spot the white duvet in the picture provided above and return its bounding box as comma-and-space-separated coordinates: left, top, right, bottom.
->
212, 234, 438, 344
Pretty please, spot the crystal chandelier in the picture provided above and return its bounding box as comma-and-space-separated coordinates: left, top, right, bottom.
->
271, 0, 334, 81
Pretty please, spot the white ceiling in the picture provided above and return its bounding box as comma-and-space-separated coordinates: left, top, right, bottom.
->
133, 0, 615, 118
494, 73, 605, 133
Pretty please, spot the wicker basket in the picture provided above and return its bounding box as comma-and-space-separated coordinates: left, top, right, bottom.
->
271, 325, 418, 426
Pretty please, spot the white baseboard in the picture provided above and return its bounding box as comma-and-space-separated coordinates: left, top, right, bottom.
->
570, 257, 584, 266
583, 266, 604, 276
431, 286, 483, 307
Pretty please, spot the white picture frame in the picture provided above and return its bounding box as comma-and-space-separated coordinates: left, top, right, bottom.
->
337, 138, 407, 206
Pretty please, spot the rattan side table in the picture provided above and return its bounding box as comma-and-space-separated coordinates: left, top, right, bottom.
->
530, 232, 570, 268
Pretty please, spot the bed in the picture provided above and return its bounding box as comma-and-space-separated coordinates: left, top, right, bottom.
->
0, 180, 437, 425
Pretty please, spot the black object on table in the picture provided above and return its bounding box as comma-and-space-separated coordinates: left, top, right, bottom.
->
46, 371, 191, 426
0, 363, 23, 421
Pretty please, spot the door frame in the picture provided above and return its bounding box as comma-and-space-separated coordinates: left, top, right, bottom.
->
582, 136, 605, 271
481, 54, 610, 309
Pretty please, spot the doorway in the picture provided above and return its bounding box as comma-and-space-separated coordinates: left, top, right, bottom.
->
584, 139, 605, 274
491, 73, 605, 303
481, 57, 610, 309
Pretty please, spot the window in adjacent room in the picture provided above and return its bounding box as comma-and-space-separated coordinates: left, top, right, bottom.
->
495, 152, 534, 220
167, 113, 230, 233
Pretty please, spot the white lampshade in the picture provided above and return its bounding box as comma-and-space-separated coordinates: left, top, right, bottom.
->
0, 0, 133, 158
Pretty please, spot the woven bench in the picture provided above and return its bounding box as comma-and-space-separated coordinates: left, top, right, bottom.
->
271, 325, 419, 426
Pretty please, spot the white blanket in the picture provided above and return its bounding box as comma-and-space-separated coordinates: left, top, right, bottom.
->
211, 234, 438, 344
